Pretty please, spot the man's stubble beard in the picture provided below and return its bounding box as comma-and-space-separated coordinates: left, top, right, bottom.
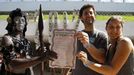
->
84, 19, 94, 26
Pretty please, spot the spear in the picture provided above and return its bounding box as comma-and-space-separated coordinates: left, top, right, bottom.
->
38, 4, 44, 75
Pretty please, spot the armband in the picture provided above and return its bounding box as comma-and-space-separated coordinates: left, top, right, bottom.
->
83, 60, 92, 68
83, 63, 89, 67
83, 60, 90, 68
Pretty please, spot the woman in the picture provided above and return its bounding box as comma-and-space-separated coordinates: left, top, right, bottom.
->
76, 16, 134, 75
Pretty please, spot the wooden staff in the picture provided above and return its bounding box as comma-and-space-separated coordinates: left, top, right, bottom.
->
38, 4, 44, 75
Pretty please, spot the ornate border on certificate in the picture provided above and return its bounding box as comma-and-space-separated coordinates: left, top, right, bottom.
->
49, 29, 77, 69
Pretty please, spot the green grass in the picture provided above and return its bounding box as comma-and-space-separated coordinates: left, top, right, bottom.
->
122, 15, 134, 22
96, 15, 134, 22
1, 15, 134, 22
0, 15, 8, 20
44, 15, 134, 22
96, 15, 111, 21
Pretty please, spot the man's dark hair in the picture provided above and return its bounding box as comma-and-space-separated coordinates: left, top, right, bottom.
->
6, 8, 27, 36
79, 4, 96, 18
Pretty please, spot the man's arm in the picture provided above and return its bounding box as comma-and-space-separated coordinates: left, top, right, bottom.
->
76, 32, 107, 63
9, 56, 43, 70
9, 49, 57, 70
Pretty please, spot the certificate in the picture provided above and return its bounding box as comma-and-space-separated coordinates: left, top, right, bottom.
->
49, 29, 77, 69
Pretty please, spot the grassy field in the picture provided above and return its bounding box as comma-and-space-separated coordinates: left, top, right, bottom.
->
96, 15, 134, 22
0, 15, 8, 20
0, 15, 134, 22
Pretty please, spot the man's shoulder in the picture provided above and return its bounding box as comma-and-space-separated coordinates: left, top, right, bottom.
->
95, 29, 107, 38
1, 34, 14, 46
95, 29, 106, 34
